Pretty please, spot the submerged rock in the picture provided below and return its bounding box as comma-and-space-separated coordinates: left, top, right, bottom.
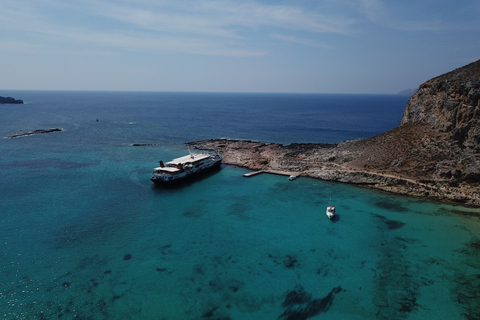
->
278, 285, 343, 320
282, 285, 312, 307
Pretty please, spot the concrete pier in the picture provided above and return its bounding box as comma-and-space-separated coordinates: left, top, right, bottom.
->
243, 170, 265, 177
243, 170, 301, 178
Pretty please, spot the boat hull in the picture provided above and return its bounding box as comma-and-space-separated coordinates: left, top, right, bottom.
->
151, 160, 222, 187
326, 206, 336, 219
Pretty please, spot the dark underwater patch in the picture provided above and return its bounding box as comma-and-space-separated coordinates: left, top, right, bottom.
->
453, 241, 480, 319
282, 285, 311, 307
448, 208, 480, 218
0, 158, 100, 170
384, 219, 405, 230
372, 234, 427, 318
469, 240, 480, 250
202, 306, 218, 318
269, 254, 299, 269
200, 305, 231, 320
374, 214, 406, 230
52, 194, 140, 250
375, 200, 409, 212
183, 209, 203, 218
228, 201, 253, 220
272, 181, 295, 193
283, 255, 299, 269
278, 285, 343, 320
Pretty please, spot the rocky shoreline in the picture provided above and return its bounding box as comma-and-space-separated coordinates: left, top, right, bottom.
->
188, 138, 479, 208
187, 60, 480, 208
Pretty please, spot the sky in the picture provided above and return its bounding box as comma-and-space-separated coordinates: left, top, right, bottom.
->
1, 0, 479, 94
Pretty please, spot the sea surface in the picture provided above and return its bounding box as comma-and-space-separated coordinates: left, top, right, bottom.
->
1, 91, 480, 320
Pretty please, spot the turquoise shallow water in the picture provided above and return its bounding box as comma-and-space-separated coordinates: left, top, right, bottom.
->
1, 91, 480, 319
2, 164, 480, 319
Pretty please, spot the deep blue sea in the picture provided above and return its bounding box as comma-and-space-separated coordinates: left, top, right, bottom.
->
1, 91, 480, 320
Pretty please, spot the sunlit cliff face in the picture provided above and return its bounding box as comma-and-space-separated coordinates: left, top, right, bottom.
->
402, 60, 480, 150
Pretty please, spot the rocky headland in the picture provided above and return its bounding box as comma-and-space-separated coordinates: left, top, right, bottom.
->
0, 96, 23, 104
189, 60, 480, 207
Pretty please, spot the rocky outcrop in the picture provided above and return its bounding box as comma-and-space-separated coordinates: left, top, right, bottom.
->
0, 96, 23, 104
5, 128, 63, 138
189, 60, 480, 207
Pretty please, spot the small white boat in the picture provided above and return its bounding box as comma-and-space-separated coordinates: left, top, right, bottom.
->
288, 175, 297, 181
326, 205, 336, 219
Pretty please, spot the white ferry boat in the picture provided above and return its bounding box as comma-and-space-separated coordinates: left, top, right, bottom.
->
151, 150, 223, 186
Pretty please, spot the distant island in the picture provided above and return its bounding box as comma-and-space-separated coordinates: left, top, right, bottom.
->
0, 96, 23, 104
190, 60, 480, 207
397, 88, 417, 96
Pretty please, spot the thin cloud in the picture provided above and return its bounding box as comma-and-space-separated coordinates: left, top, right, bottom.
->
2, 0, 477, 58
356, 0, 480, 32
0, 0, 269, 56
1, 0, 356, 57
0, 41, 37, 53
57, 28, 268, 57
93, 0, 355, 36
359, 0, 385, 22
270, 34, 333, 49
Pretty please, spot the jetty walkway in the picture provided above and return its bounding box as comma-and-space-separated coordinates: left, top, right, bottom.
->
243, 170, 301, 178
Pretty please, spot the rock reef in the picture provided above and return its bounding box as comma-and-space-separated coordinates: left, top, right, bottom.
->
5, 128, 63, 138
189, 60, 480, 207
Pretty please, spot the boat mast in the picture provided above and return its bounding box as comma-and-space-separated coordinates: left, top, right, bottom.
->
187, 145, 194, 159
329, 180, 333, 206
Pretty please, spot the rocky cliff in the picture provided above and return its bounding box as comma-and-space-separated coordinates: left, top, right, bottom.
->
402, 59, 480, 150
190, 60, 480, 207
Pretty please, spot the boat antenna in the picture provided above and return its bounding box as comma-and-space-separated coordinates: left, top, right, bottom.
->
188, 145, 193, 159
329, 180, 333, 205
